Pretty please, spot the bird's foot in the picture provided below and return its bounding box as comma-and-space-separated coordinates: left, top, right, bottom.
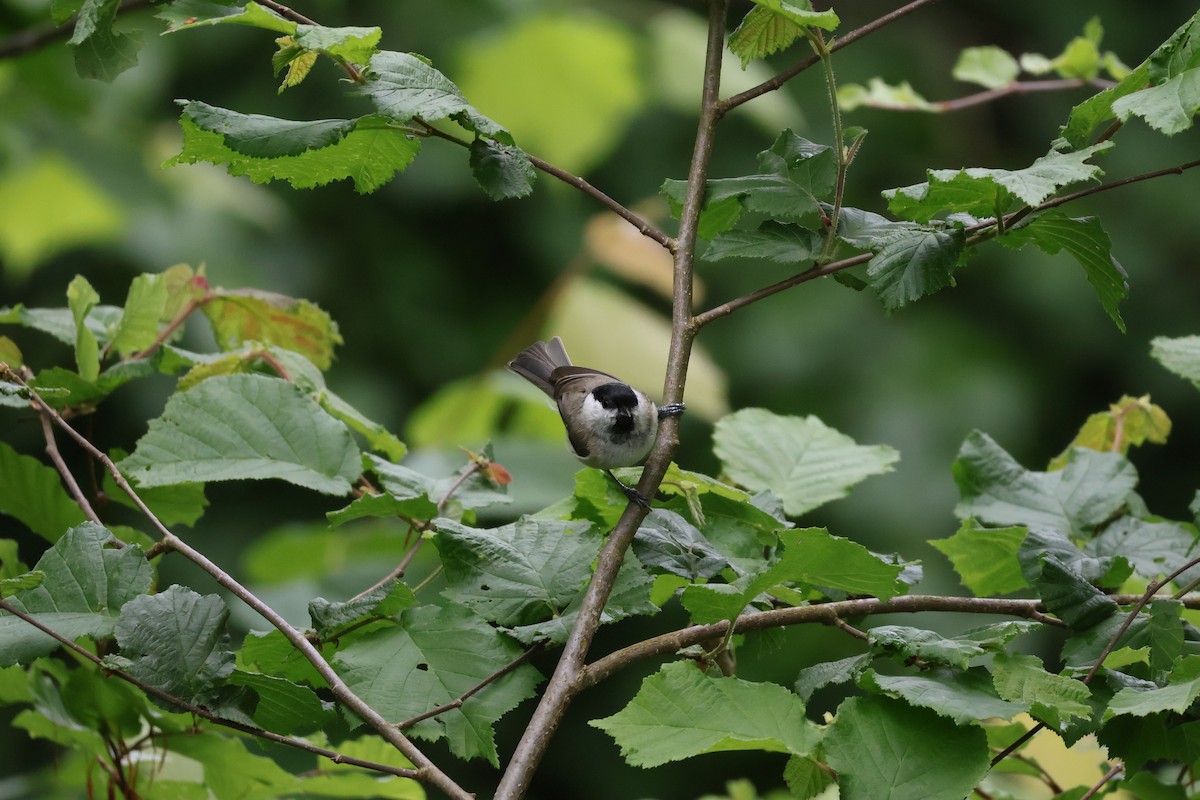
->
606, 470, 652, 510
658, 402, 686, 418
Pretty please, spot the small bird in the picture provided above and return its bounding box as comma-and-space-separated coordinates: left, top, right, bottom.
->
507, 337, 684, 507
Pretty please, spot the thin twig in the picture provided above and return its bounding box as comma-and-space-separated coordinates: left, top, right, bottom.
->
38, 408, 101, 525
852, 78, 1114, 114
493, 2, 729, 797
415, 121, 673, 250
0, 367, 471, 800
397, 643, 545, 730
0, 598, 419, 780
1079, 762, 1124, 800
717, 0, 942, 118
1083, 554, 1200, 685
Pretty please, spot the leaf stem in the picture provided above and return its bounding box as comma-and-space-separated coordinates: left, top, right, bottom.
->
809, 30, 848, 263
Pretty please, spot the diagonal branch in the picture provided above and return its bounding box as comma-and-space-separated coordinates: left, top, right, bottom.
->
0, 367, 473, 800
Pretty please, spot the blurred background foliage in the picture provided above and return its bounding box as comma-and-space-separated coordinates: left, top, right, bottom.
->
2, 0, 1200, 797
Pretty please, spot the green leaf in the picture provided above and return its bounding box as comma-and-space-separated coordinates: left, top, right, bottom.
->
432, 516, 597, 626
1113, 67, 1200, 135
701, 221, 821, 263
160, 0, 296, 34
953, 46, 1020, 89
200, 288, 342, 369
930, 519, 1029, 596
293, 24, 381, 65
108, 272, 169, 358
869, 622, 1037, 670
861, 667, 1026, 724
683, 527, 904, 624
162, 731, 300, 798
953, 430, 1137, 538
1099, 714, 1200, 771
991, 651, 1092, 728
590, 661, 823, 767
227, 670, 334, 735
1152, 335, 1200, 388
120, 374, 362, 495
170, 114, 420, 195
507, 551, 655, 645
1107, 657, 1200, 718
181, 101, 359, 158
69, 0, 141, 81
110, 585, 234, 704
468, 138, 536, 200
332, 605, 541, 765
1039, 555, 1120, 629
784, 754, 834, 800
865, 225, 965, 311
1049, 395, 1171, 469
0, 571, 45, 596
308, 580, 415, 638
663, 131, 836, 237
0, 522, 152, 666
1087, 517, 1200, 585
998, 211, 1128, 331
714, 408, 899, 516
66, 274, 100, 382
795, 653, 873, 701
0, 441, 88, 542
634, 510, 729, 580
729, 6, 803, 69
750, 0, 838, 31
885, 143, 1112, 222
839, 78, 935, 112
823, 696, 989, 800
360, 51, 510, 141
326, 492, 437, 528
239, 630, 327, 689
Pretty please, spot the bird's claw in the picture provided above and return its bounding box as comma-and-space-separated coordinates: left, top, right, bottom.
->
658, 402, 686, 418
606, 470, 653, 510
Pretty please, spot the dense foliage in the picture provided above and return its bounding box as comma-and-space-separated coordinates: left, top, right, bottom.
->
3, 1, 1200, 799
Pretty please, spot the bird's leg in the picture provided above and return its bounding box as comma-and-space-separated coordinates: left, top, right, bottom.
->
605, 469, 652, 510
658, 402, 686, 418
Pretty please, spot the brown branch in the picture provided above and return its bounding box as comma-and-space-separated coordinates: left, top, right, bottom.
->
414, 121, 672, 250
38, 407, 102, 526
579, 595, 1065, 689
1080, 762, 1124, 800
0, 597, 420, 780
0, 0, 152, 60
0, 367, 472, 800
717, 0, 942, 118
397, 643, 544, 730
493, 2, 729, 797
853, 78, 1113, 114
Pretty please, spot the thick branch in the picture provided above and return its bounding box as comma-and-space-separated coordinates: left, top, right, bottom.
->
493, 2, 729, 797
0, 598, 419, 780
0, 368, 472, 800
580, 595, 1060, 688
